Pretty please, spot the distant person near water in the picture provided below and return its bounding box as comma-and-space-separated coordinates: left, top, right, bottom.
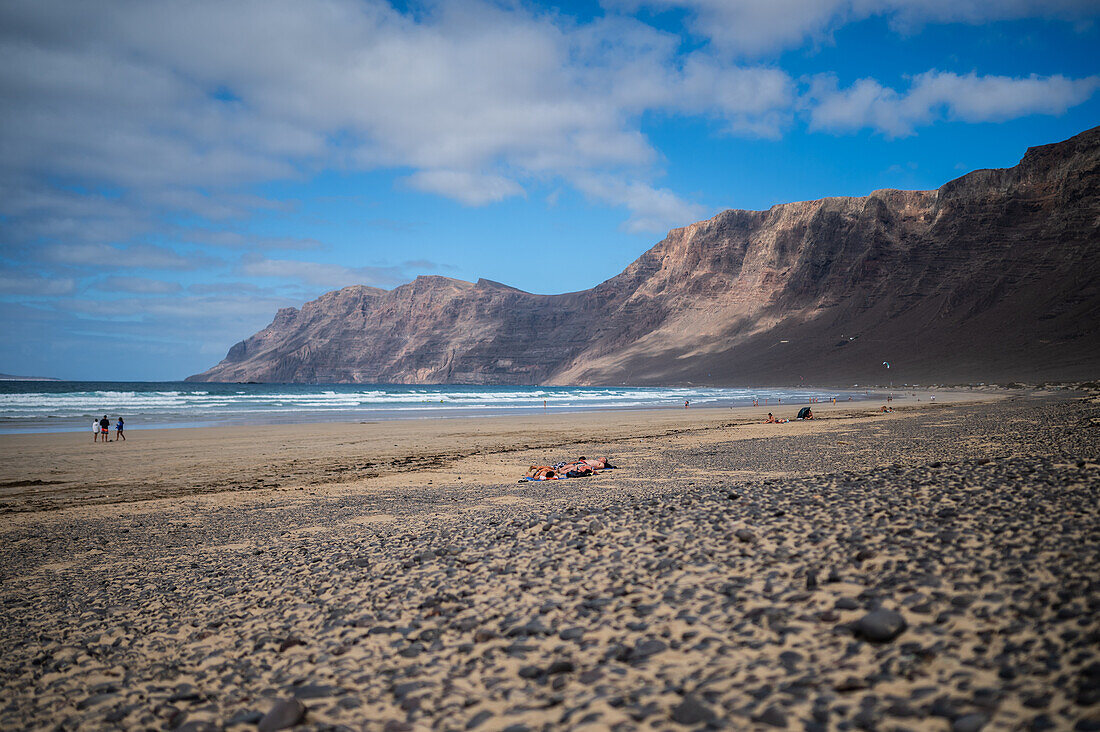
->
116, 417, 125, 441
99, 415, 110, 442
92, 418, 100, 443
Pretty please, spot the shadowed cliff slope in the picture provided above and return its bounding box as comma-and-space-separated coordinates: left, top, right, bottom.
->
188, 127, 1100, 386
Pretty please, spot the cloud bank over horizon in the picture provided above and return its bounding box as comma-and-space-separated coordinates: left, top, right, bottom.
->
1, 0, 1097, 379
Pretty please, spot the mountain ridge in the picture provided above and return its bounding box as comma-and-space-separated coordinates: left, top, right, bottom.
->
188, 126, 1100, 386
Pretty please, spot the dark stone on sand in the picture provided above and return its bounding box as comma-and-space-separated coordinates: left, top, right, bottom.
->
854, 548, 876, 562
558, 627, 584, 641
392, 682, 428, 700
465, 710, 493, 729
75, 692, 118, 710
291, 684, 339, 699
384, 722, 414, 732
855, 609, 907, 642
546, 660, 575, 675
853, 709, 878, 729
399, 642, 424, 658
257, 698, 306, 732
278, 636, 304, 652
835, 597, 860, 610
755, 705, 788, 728
834, 677, 868, 692
1023, 693, 1051, 709
670, 694, 716, 725
1029, 714, 1057, 731
518, 665, 542, 679
929, 696, 960, 720
630, 639, 667, 661
779, 651, 803, 671
953, 713, 988, 732
735, 529, 756, 543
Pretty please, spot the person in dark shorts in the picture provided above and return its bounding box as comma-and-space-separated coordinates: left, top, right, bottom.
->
115, 416, 125, 441
100, 415, 110, 442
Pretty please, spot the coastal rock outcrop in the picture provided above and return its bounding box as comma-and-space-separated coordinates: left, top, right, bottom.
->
188, 126, 1100, 385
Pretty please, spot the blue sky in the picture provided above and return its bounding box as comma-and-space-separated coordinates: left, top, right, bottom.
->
1, 0, 1098, 381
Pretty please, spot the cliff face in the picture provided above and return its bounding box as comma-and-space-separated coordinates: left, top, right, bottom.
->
188, 126, 1100, 386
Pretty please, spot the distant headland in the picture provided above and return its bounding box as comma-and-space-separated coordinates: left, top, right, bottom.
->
189, 125, 1100, 388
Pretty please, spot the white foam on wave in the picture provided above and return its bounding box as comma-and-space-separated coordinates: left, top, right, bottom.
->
0, 383, 848, 423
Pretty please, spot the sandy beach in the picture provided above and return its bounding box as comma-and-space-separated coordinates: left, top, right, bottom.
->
1, 389, 1098, 730
1, 390, 991, 515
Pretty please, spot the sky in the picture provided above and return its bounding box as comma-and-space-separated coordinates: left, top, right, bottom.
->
1, 0, 1098, 381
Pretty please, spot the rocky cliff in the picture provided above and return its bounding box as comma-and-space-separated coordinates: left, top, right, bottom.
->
188, 126, 1100, 386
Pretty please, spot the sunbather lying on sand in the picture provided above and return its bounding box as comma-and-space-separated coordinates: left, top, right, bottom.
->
575, 456, 614, 469
765, 413, 789, 424
523, 456, 615, 481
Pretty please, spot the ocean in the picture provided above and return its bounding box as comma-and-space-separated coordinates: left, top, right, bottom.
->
0, 381, 872, 434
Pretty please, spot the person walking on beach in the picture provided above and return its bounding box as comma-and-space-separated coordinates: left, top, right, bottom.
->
99, 415, 110, 443
92, 418, 101, 443
115, 416, 125, 441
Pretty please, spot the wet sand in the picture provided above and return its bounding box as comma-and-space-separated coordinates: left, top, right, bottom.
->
1, 389, 1098, 730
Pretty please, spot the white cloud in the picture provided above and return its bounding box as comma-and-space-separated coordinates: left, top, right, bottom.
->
808, 71, 1100, 136
0, 0, 797, 237
0, 274, 76, 296
574, 175, 709, 234
176, 229, 323, 250
94, 276, 183, 294
404, 170, 525, 206
615, 0, 1099, 55
38, 242, 216, 270
237, 253, 403, 289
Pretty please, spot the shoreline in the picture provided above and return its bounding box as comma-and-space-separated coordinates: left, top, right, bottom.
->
0, 382, 1016, 436
1, 389, 1001, 516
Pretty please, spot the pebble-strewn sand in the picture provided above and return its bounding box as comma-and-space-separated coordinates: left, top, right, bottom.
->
1, 392, 1098, 731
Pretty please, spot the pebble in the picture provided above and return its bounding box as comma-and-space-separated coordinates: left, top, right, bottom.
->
670, 694, 716, 725
855, 609, 907, 642
257, 698, 305, 732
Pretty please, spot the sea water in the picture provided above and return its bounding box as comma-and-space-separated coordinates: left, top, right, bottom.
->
0, 381, 874, 434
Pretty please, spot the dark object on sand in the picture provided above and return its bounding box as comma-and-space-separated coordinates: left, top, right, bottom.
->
258, 698, 306, 731
855, 609, 907, 642
522, 456, 615, 481
670, 694, 716, 725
